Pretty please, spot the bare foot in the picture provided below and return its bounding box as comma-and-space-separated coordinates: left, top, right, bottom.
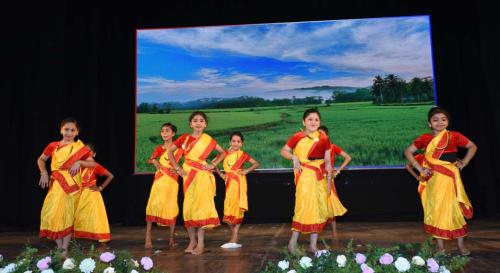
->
288, 242, 303, 256
185, 241, 197, 253
435, 247, 446, 254
168, 238, 177, 248
145, 240, 153, 249
459, 247, 471, 256
60, 249, 68, 259
191, 244, 204, 255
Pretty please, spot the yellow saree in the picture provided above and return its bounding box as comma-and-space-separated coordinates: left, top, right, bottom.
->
40, 140, 90, 239
291, 131, 328, 233
222, 150, 250, 225
146, 148, 183, 226
74, 165, 110, 242
181, 133, 220, 228
421, 130, 473, 239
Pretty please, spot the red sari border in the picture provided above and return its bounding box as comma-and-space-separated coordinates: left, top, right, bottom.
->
74, 231, 111, 242
146, 215, 177, 226
424, 224, 468, 239
291, 221, 327, 233
39, 226, 73, 240
223, 215, 243, 225
184, 217, 220, 228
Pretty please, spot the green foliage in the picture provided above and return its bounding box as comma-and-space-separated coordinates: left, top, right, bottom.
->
332, 88, 373, 103
0, 243, 167, 273
136, 102, 434, 172
261, 238, 469, 273
371, 75, 434, 104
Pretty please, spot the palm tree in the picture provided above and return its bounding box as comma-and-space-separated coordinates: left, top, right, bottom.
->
371, 75, 384, 104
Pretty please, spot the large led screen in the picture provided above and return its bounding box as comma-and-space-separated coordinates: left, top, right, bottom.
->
136, 16, 436, 173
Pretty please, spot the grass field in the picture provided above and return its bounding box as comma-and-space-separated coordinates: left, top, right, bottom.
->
135, 102, 433, 172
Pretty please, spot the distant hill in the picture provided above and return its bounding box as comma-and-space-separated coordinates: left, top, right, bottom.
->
294, 85, 360, 92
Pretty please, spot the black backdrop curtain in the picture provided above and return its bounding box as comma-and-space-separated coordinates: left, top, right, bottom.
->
2, 0, 499, 230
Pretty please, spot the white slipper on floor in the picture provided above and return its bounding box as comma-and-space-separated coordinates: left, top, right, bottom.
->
220, 243, 242, 249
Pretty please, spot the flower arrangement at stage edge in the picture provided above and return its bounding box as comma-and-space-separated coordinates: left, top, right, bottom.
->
298, 257, 312, 269
394, 257, 411, 272
355, 253, 367, 264
277, 260, 289, 270
0, 244, 165, 273
412, 255, 426, 266
361, 263, 374, 273
140, 257, 154, 271
103, 267, 115, 273
37, 256, 52, 271
427, 258, 439, 273
379, 253, 394, 265
100, 252, 116, 263
1, 263, 17, 273
79, 258, 96, 273
336, 255, 347, 267
63, 258, 76, 270
261, 238, 470, 273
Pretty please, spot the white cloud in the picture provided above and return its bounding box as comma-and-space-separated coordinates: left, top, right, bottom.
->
138, 16, 433, 78
138, 68, 372, 103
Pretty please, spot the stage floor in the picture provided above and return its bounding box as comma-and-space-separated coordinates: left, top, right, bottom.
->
1, 220, 499, 273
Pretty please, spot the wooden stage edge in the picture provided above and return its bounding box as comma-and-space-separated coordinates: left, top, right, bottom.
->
1, 220, 499, 273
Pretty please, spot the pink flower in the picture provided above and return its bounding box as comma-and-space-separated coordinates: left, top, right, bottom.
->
361, 263, 374, 273
100, 252, 116, 263
36, 257, 51, 271
355, 253, 367, 264
140, 257, 153, 271
427, 258, 439, 273
379, 253, 394, 265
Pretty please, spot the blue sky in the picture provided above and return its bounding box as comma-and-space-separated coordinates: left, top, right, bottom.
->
137, 16, 433, 103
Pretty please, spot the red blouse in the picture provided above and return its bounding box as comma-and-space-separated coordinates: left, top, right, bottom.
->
287, 131, 331, 158
413, 131, 470, 153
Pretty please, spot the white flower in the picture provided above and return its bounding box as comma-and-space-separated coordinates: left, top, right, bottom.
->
23, 271, 32, 273
63, 258, 76, 270
41, 269, 54, 273
299, 256, 313, 269
336, 254, 347, 267
131, 259, 139, 268
2, 263, 17, 273
315, 249, 330, 258
287, 270, 296, 273
394, 257, 411, 272
439, 266, 451, 273
103, 267, 115, 273
277, 260, 289, 270
79, 258, 96, 273
131, 270, 139, 273
411, 256, 425, 266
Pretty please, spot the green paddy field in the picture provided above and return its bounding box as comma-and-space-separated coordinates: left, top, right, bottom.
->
135, 102, 433, 172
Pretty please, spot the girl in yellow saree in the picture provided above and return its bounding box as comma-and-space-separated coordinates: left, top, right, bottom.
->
168, 111, 225, 255
145, 123, 182, 249
318, 125, 350, 242
37, 118, 94, 256
281, 109, 332, 254
215, 132, 260, 248
73, 144, 114, 244
405, 107, 477, 255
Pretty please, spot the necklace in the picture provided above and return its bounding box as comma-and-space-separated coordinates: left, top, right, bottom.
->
54, 142, 74, 166
434, 131, 450, 150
